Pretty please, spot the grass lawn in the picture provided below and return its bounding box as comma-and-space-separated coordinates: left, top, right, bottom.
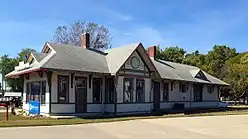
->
1, 108, 248, 128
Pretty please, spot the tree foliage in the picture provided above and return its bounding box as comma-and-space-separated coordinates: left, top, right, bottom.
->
0, 49, 36, 92
158, 46, 186, 63
52, 21, 111, 49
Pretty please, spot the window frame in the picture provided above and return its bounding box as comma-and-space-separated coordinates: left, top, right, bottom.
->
136, 79, 145, 102
123, 78, 133, 103
179, 83, 187, 93
57, 75, 69, 103
207, 85, 215, 94
163, 82, 169, 101
26, 81, 46, 104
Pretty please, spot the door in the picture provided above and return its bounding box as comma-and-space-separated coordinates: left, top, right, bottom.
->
93, 78, 102, 103
75, 77, 87, 113
153, 81, 160, 110
193, 84, 203, 102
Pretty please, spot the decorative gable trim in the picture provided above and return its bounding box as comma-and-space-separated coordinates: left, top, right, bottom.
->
190, 69, 208, 81
115, 43, 160, 78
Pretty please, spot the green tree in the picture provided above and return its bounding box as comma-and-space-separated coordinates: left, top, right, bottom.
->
0, 48, 36, 92
18, 48, 36, 62
159, 46, 186, 63
53, 21, 111, 49
224, 52, 248, 100
182, 50, 206, 68
204, 45, 238, 79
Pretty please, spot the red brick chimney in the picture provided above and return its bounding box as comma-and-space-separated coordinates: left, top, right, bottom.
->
81, 33, 90, 48
148, 46, 156, 58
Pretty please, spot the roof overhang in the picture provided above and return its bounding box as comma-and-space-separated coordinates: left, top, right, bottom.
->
5, 67, 48, 78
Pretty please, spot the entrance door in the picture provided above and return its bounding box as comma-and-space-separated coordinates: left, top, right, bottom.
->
75, 77, 87, 113
193, 84, 203, 102
153, 81, 160, 110
93, 78, 102, 103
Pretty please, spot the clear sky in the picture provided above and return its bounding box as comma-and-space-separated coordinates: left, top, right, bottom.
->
0, 0, 248, 58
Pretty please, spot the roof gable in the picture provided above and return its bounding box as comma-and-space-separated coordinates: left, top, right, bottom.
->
190, 69, 208, 80
152, 59, 229, 86
106, 42, 159, 77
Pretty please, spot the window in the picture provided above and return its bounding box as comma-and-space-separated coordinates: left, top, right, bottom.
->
105, 78, 115, 103
171, 82, 173, 91
163, 83, 169, 101
208, 85, 215, 94
136, 79, 145, 102
123, 78, 133, 103
31, 82, 40, 101
26, 81, 46, 104
93, 78, 102, 103
58, 76, 69, 103
41, 82, 46, 104
179, 83, 187, 93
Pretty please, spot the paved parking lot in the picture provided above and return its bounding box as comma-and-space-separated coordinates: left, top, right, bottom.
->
1, 115, 248, 139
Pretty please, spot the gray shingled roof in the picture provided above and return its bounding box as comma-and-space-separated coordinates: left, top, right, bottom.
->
32, 52, 48, 62
41, 43, 110, 73
151, 59, 229, 86
106, 42, 140, 74
6, 41, 229, 86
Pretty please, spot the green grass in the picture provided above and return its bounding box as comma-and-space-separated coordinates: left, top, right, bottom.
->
1, 109, 248, 128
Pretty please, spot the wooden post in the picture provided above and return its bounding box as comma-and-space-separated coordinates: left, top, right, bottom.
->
6, 105, 8, 121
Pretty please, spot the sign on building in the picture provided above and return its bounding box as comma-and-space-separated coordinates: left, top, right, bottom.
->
29, 101, 40, 115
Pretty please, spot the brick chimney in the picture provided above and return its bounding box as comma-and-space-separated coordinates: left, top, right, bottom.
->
148, 46, 156, 58
81, 33, 90, 48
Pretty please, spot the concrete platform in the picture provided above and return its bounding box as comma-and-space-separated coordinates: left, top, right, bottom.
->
0, 114, 248, 139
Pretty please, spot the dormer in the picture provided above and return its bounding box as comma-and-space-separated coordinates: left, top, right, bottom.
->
190, 69, 208, 80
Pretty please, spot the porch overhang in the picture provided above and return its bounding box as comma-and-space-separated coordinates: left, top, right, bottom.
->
5, 67, 48, 78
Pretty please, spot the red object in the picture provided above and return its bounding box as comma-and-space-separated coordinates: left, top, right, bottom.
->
148, 46, 156, 58
0, 103, 8, 121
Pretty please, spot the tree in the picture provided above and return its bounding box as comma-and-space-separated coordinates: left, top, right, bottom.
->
0, 48, 36, 92
53, 21, 111, 49
159, 46, 186, 63
0, 55, 20, 92
182, 50, 206, 68
204, 45, 237, 79
224, 52, 248, 101
18, 48, 36, 62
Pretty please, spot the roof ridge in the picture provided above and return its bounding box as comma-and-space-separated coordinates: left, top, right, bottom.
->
157, 59, 200, 69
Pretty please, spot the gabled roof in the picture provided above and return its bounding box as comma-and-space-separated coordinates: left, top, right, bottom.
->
105, 42, 158, 76
42, 43, 110, 74
32, 52, 48, 62
152, 59, 229, 86
106, 42, 139, 74
5, 41, 229, 86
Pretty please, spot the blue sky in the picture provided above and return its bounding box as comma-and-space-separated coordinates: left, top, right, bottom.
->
0, 0, 248, 58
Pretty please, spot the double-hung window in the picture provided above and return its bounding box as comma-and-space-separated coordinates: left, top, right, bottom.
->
123, 78, 133, 103
136, 79, 145, 102
58, 75, 69, 103
163, 83, 169, 101
26, 81, 46, 104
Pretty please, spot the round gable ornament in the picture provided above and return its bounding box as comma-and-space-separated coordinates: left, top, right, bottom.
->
131, 56, 140, 69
